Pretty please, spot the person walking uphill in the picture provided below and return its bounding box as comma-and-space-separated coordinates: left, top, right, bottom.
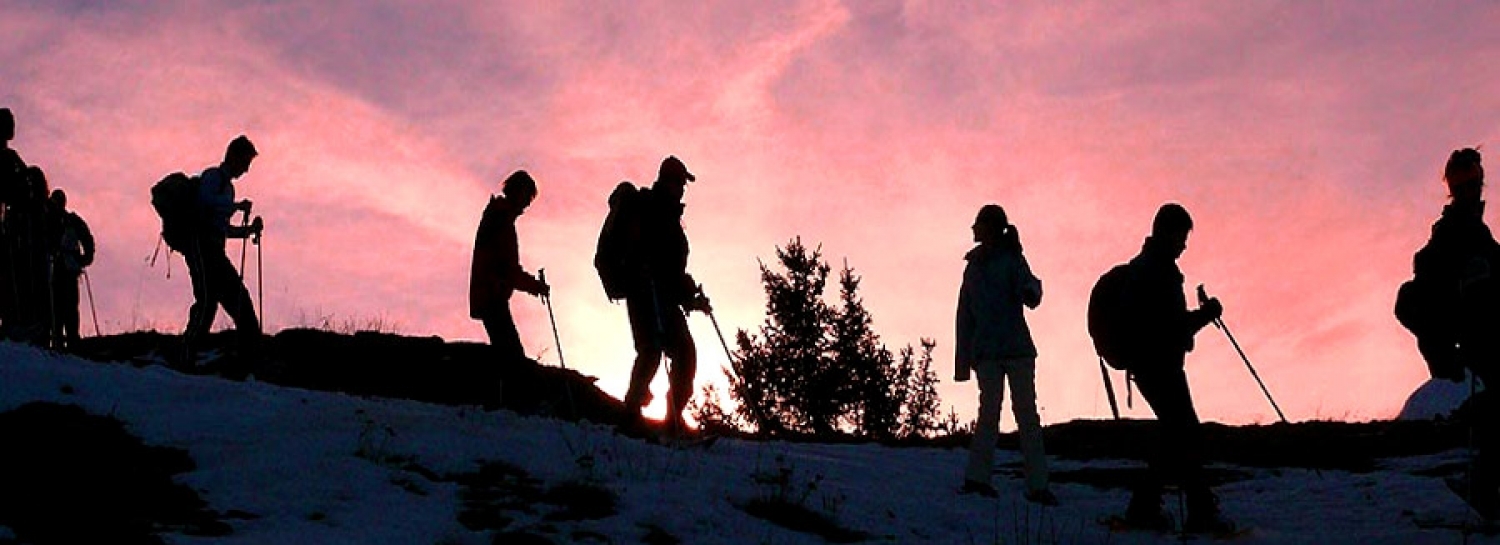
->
1401, 147, 1500, 519
954, 204, 1056, 506
46, 189, 94, 350
1110, 203, 1231, 534
617, 156, 711, 438
469, 170, 549, 362
174, 135, 264, 371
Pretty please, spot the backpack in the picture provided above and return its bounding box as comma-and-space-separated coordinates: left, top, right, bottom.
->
594, 181, 642, 301
150, 171, 201, 248
1395, 277, 1463, 379
1088, 263, 1140, 371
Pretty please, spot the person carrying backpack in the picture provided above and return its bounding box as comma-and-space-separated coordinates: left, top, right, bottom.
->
2, 165, 52, 344
46, 189, 94, 350
1404, 147, 1500, 518
611, 156, 711, 437
954, 204, 1056, 505
469, 170, 549, 362
177, 135, 264, 367
1108, 203, 1230, 534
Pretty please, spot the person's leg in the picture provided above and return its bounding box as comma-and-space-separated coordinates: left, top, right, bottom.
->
1005, 357, 1049, 494
55, 272, 80, 347
203, 247, 260, 357
181, 240, 216, 344
481, 304, 526, 362
661, 309, 696, 433
621, 294, 663, 422
964, 360, 1005, 489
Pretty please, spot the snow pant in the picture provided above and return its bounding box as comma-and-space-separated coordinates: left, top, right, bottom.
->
480, 302, 526, 363
1, 216, 48, 344
621, 288, 695, 428
180, 236, 260, 350
1129, 367, 1219, 517
965, 357, 1049, 493
50, 270, 80, 348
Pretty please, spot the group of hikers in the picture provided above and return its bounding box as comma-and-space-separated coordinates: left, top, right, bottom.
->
0, 108, 96, 351
2, 103, 1497, 534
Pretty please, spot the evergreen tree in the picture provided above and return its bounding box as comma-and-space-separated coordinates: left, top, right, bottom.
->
716, 237, 942, 439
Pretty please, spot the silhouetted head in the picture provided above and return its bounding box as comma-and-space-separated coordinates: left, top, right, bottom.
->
1445, 147, 1484, 204
49, 188, 66, 210
972, 204, 1009, 244
0, 108, 13, 143
502, 170, 538, 211
25, 166, 48, 201
1151, 203, 1193, 259
654, 155, 694, 202
222, 135, 258, 179
608, 180, 637, 208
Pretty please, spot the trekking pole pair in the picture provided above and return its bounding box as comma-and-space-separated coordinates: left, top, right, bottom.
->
1197, 285, 1289, 424
236, 213, 265, 326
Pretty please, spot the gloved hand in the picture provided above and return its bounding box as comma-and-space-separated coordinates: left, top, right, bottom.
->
534, 280, 552, 298
237, 199, 254, 213
1200, 297, 1223, 322
686, 293, 712, 314
250, 216, 265, 235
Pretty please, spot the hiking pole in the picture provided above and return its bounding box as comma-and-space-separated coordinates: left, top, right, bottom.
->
694, 284, 736, 365
1099, 358, 1121, 420
237, 210, 251, 280
82, 270, 100, 337
1198, 285, 1288, 424
537, 269, 578, 419
254, 222, 263, 325
537, 269, 567, 370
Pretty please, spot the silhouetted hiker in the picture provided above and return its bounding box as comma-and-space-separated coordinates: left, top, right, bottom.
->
469, 170, 549, 363
612, 156, 711, 437
1399, 147, 1500, 519
954, 204, 1056, 505
176, 135, 263, 369
0, 108, 27, 337
46, 189, 94, 350
1109, 203, 1231, 533
1, 165, 52, 344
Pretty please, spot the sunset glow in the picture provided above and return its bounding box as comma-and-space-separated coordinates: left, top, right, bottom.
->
5, 1, 1498, 426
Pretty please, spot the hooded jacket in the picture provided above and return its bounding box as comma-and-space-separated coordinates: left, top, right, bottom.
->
955, 243, 1042, 379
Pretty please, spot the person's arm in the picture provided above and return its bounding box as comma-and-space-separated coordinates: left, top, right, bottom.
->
954, 264, 976, 382
1017, 254, 1042, 310
76, 214, 96, 267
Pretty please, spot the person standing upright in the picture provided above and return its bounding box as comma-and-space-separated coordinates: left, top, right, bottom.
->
955, 204, 1056, 505
619, 155, 711, 437
469, 169, 549, 362
1404, 148, 1500, 519
46, 189, 94, 350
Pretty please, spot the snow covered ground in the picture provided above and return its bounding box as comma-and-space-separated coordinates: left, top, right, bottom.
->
0, 341, 1494, 544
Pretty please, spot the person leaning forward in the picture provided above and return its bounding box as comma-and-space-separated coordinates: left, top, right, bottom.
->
469, 169, 549, 362
176, 135, 264, 370
1116, 203, 1233, 534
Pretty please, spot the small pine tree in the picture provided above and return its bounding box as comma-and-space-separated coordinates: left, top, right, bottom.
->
718, 237, 942, 439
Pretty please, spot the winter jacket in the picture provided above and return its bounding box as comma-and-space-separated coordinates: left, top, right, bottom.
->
955, 243, 1041, 380
0, 147, 22, 208
469, 195, 544, 319
1120, 236, 1215, 372
626, 187, 694, 307
1413, 200, 1500, 365
51, 210, 94, 275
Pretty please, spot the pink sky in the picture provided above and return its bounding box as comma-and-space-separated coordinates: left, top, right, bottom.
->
4, 1, 1498, 426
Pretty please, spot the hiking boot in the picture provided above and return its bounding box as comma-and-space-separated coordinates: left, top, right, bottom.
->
959, 480, 999, 498
1123, 494, 1174, 532
1025, 489, 1060, 506
1184, 489, 1236, 534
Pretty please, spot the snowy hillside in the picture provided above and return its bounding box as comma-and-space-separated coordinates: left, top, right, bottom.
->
0, 340, 1495, 544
